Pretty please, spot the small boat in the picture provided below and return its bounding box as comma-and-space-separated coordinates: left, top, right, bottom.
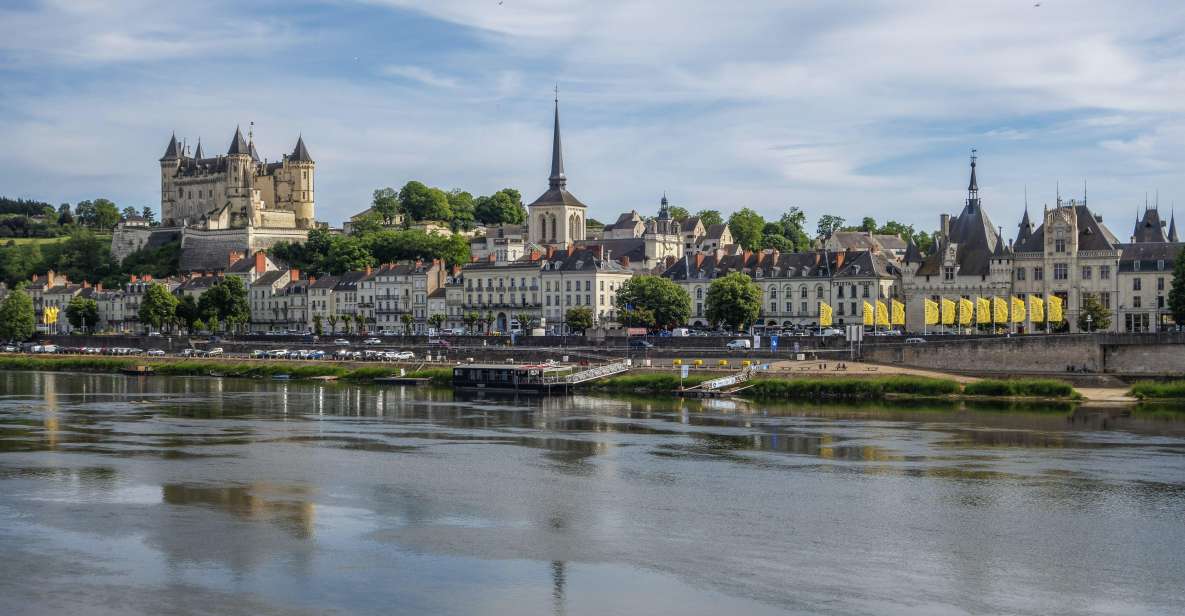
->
121, 365, 155, 376
271, 373, 291, 381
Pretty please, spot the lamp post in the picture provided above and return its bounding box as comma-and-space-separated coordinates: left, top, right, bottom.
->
1086, 313, 1093, 334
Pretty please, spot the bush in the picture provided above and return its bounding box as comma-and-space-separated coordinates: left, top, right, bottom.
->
962, 378, 1076, 398
589, 372, 713, 393
743, 376, 959, 400
1129, 380, 1185, 399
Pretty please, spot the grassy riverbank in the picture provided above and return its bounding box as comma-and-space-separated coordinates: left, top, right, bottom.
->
0, 356, 452, 386
1129, 380, 1185, 400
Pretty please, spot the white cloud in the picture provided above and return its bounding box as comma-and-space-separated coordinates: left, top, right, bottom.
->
380, 65, 461, 89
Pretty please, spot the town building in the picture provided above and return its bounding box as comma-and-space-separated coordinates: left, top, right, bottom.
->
526, 98, 587, 249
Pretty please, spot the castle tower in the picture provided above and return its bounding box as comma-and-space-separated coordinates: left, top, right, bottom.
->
286, 136, 316, 229
159, 133, 182, 225
225, 126, 256, 226
527, 96, 586, 248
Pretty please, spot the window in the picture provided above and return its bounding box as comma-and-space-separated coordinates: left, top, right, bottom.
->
770, 302, 777, 313
1157, 277, 1165, 291
1016, 268, 1026, 281
600, 281, 604, 291
585, 281, 591, 291
1158, 296, 1165, 309
800, 286, 807, 299
943, 266, 955, 281
1158, 260, 1165, 271
1081, 266, 1091, 280
696, 302, 703, 316
1133, 278, 1142, 291
785, 302, 792, 313
1054, 263, 1068, 280
1134, 261, 1141, 272
816, 286, 824, 299
1100, 265, 1111, 280
862, 285, 870, 298
696, 287, 703, 299
1054, 238, 1066, 253
837, 303, 845, 316
1133, 296, 1142, 308
1034, 266, 1044, 281
801, 301, 807, 313
1100, 292, 1111, 309
770, 288, 778, 300
850, 302, 857, 316
837, 286, 845, 299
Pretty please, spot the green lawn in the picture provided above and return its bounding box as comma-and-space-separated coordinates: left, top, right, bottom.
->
2, 234, 111, 246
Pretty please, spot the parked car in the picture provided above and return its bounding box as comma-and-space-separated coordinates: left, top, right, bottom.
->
363, 338, 383, 345
904, 337, 926, 344
629, 339, 654, 350
251, 350, 266, 358
726, 339, 752, 350
146, 349, 165, 356
333, 338, 350, 346
390, 351, 415, 360
1, 344, 17, 353
428, 338, 450, 348
206, 347, 224, 357
821, 328, 845, 337
266, 349, 289, 359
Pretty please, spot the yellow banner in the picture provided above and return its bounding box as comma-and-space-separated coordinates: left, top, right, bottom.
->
958, 298, 974, 326
876, 301, 890, 326
1047, 295, 1064, 323
1011, 296, 1026, 323
819, 301, 832, 327
992, 296, 1008, 324
940, 298, 956, 325
924, 299, 939, 325
891, 299, 905, 326
1029, 295, 1045, 323
976, 297, 991, 324
863, 301, 874, 326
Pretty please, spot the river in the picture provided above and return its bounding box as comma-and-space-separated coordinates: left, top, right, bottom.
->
1, 370, 1183, 615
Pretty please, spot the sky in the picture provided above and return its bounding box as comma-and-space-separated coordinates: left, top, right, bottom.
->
1, 0, 1184, 241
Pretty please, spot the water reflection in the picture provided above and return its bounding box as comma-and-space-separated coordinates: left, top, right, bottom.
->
2, 370, 1185, 615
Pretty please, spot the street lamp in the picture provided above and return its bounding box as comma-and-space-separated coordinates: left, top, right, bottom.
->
1086, 314, 1093, 334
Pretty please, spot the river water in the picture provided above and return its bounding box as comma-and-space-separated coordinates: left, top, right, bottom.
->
1, 371, 1184, 615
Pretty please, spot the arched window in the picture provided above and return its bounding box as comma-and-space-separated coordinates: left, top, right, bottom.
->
695, 287, 703, 299
816, 285, 824, 299
799, 286, 807, 299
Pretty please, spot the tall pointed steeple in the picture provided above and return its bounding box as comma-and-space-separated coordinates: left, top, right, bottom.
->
1169, 209, 1179, 242
965, 149, 979, 212
160, 132, 180, 161
193, 139, 204, 160
290, 135, 313, 163
548, 95, 566, 189
658, 192, 671, 220
227, 125, 250, 156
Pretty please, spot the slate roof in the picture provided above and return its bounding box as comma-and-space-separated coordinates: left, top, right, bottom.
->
251, 270, 287, 287
661, 249, 897, 283
1013, 205, 1119, 253
1118, 242, 1184, 272
543, 248, 630, 273
290, 136, 313, 163
160, 133, 180, 161
705, 224, 728, 240
527, 98, 585, 209
227, 126, 250, 156
1170, 213, 1179, 242
903, 241, 924, 264
310, 275, 340, 290
1132, 208, 1169, 243
573, 238, 648, 263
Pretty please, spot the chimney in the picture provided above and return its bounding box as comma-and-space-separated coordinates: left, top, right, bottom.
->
567, 244, 576, 256
129, 274, 138, 283
144, 274, 152, 282
487, 254, 496, 263
308, 276, 316, 284
940, 214, 951, 239
254, 251, 267, 274
547, 246, 556, 259
365, 265, 373, 275
96, 282, 103, 292
835, 252, 846, 270
82, 280, 91, 289
228, 250, 245, 268
46, 270, 55, 287
695, 253, 705, 269
742, 249, 752, 265
665, 255, 676, 268
813, 252, 821, 266
754, 251, 765, 266
588, 244, 602, 258
529, 249, 542, 261
289, 268, 300, 283
619, 256, 630, 268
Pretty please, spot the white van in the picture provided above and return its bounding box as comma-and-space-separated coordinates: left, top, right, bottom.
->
725, 339, 751, 350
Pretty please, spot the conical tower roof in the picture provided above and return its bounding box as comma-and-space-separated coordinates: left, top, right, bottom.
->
290, 135, 313, 162
548, 98, 565, 189
193, 139, 204, 160
227, 126, 250, 156
160, 133, 180, 161
903, 240, 924, 264
1169, 211, 1180, 242
249, 142, 260, 162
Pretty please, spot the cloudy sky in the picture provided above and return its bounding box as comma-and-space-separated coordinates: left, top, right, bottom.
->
2, 0, 1184, 239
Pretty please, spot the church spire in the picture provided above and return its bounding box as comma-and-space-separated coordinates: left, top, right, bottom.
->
194, 138, 204, 160
548, 91, 566, 189
965, 149, 979, 211
160, 132, 180, 161
227, 125, 249, 156
1170, 209, 1180, 242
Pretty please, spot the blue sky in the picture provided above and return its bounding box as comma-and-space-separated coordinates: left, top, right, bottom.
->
2, 0, 1184, 240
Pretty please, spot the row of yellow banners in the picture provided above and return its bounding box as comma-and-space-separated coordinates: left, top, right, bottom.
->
817, 296, 1064, 327
818, 300, 904, 327
41, 306, 60, 325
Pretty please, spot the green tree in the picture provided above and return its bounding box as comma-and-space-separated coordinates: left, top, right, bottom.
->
858, 216, 877, 232
816, 214, 846, 239
313, 314, 323, 336
696, 209, 724, 228
372, 187, 401, 224
92, 198, 121, 229
399, 181, 452, 222
463, 311, 478, 333
0, 286, 36, 341
57, 203, 74, 226
474, 189, 526, 226
47, 229, 119, 284
513, 312, 533, 331
175, 294, 200, 333
327, 314, 338, 334
428, 313, 445, 332
139, 283, 179, 333
400, 312, 413, 335
65, 295, 99, 332
705, 272, 763, 332
565, 307, 593, 334
140, 207, 156, 224
325, 235, 375, 275
448, 190, 476, 231
618, 307, 656, 329
728, 208, 765, 250
614, 275, 691, 331
121, 206, 138, 221
1169, 247, 1185, 327
761, 234, 791, 252
354, 313, 366, 334
1077, 293, 1112, 332
776, 208, 811, 250
197, 277, 250, 334
667, 205, 691, 221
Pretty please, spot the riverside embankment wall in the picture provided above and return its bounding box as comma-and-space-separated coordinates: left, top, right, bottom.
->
861, 333, 1185, 377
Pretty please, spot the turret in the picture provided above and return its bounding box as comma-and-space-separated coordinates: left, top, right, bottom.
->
160, 133, 181, 225
287, 135, 315, 229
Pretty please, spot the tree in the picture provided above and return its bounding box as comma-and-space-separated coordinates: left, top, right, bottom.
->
761, 234, 791, 252
342, 319, 352, 335
618, 307, 656, 329
372, 187, 401, 224
175, 294, 200, 333
141, 207, 156, 225
705, 272, 763, 332
354, 313, 366, 334
816, 215, 845, 239
139, 283, 179, 333
565, 307, 593, 334
121, 206, 138, 221
313, 314, 323, 336
775, 208, 811, 250
1169, 247, 1185, 327
448, 190, 476, 231
728, 208, 765, 250
0, 286, 35, 341
197, 277, 250, 333
858, 216, 877, 232
1077, 293, 1112, 332
428, 313, 445, 332
400, 312, 413, 335
327, 314, 338, 334
513, 312, 533, 331
324, 235, 375, 275
65, 295, 99, 332
696, 209, 724, 228
667, 205, 691, 221
614, 275, 691, 331
57, 203, 74, 226
474, 189, 526, 226
74, 200, 96, 227
463, 311, 479, 333
399, 181, 452, 222
91, 198, 121, 229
